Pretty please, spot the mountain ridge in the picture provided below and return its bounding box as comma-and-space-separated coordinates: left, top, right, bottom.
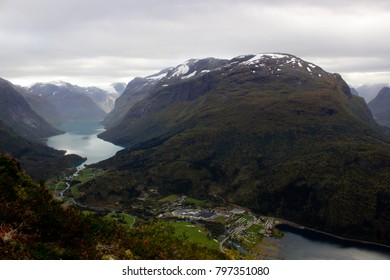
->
29, 82, 107, 123
0, 118, 83, 181
86, 53, 390, 245
0, 78, 62, 140
368, 87, 390, 127
100, 53, 383, 147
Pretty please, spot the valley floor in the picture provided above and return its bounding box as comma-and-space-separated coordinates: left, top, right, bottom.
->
47, 167, 390, 260
48, 168, 283, 259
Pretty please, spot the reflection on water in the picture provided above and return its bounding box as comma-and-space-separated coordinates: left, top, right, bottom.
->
274, 224, 390, 260
47, 121, 123, 168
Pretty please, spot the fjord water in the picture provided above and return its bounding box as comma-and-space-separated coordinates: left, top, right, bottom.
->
275, 224, 390, 259
46, 121, 123, 167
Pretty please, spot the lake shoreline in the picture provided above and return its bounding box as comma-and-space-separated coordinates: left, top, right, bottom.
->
46, 121, 124, 167
275, 217, 390, 251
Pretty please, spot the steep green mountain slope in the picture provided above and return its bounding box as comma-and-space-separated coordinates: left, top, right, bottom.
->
92, 54, 390, 245
102, 58, 227, 128
0, 119, 83, 181
0, 154, 225, 259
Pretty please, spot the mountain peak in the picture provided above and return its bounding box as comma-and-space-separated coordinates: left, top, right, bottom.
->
32, 80, 70, 88
139, 53, 325, 86
97, 53, 390, 246
377, 86, 390, 98
233, 53, 324, 76
49, 80, 69, 87
162, 57, 228, 81
103, 53, 352, 129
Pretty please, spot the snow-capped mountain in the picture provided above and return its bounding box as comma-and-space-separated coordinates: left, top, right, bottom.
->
95, 53, 390, 246
27, 81, 121, 123
103, 53, 347, 129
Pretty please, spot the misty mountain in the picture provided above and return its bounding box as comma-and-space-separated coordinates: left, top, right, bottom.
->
350, 87, 359, 96
15, 85, 63, 126
354, 83, 389, 102
368, 87, 390, 127
29, 81, 108, 123
0, 78, 62, 140
109, 82, 127, 95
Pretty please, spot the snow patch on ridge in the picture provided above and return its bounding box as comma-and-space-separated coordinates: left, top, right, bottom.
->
171, 64, 190, 77
182, 71, 197, 79
285, 57, 305, 68
147, 72, 167, 80
50, 80, 69, 87
241, 53, 289, 65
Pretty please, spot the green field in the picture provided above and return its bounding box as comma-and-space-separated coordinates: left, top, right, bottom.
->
70, 184, 83, 198
73, 168, 105, 184
68, 168, 105, 198
237, 224, 264, 250
213, 216, 228, 224
158, 194, 179, 203
185, 197, 211, 208
170, 222, 219, 250
247, 224, 262, 233
105, 213, 135, 227
47, 181, 67, 191
242, 215, 253, 221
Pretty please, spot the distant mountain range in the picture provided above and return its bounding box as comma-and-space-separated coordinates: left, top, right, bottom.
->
88, 53, 390, 245
0, 78, 61, 140
27, 81, 121, 124
0, 77, 124, 180
0, 78, 84, 179
353, 83, 390, 102
368, 87, 390, 127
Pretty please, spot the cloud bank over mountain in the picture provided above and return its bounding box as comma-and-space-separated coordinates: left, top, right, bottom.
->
0, 0, 389, 86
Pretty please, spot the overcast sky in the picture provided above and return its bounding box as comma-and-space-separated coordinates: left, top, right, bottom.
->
1, 0, 389, 87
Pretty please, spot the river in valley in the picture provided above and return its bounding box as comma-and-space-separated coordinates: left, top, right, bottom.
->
46, 120, 124, 168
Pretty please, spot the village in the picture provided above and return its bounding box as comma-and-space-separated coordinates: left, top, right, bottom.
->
153, 194, 281, 255
48, 169, 282, 257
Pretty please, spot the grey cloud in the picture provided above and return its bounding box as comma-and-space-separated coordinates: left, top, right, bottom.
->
0, 0, 389, 86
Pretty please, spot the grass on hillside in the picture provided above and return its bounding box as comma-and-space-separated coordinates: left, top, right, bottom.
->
46, 181, 67, 191
105, 213, 136, 227
74, 168, 105, 184
169, 221, 220, 251
247, 224, 263, 233
213, 216, 228, 224
158, 194, 179, 203
68, 168, 105, 198
185, 197, 212, 208
235, 224, 264, 251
